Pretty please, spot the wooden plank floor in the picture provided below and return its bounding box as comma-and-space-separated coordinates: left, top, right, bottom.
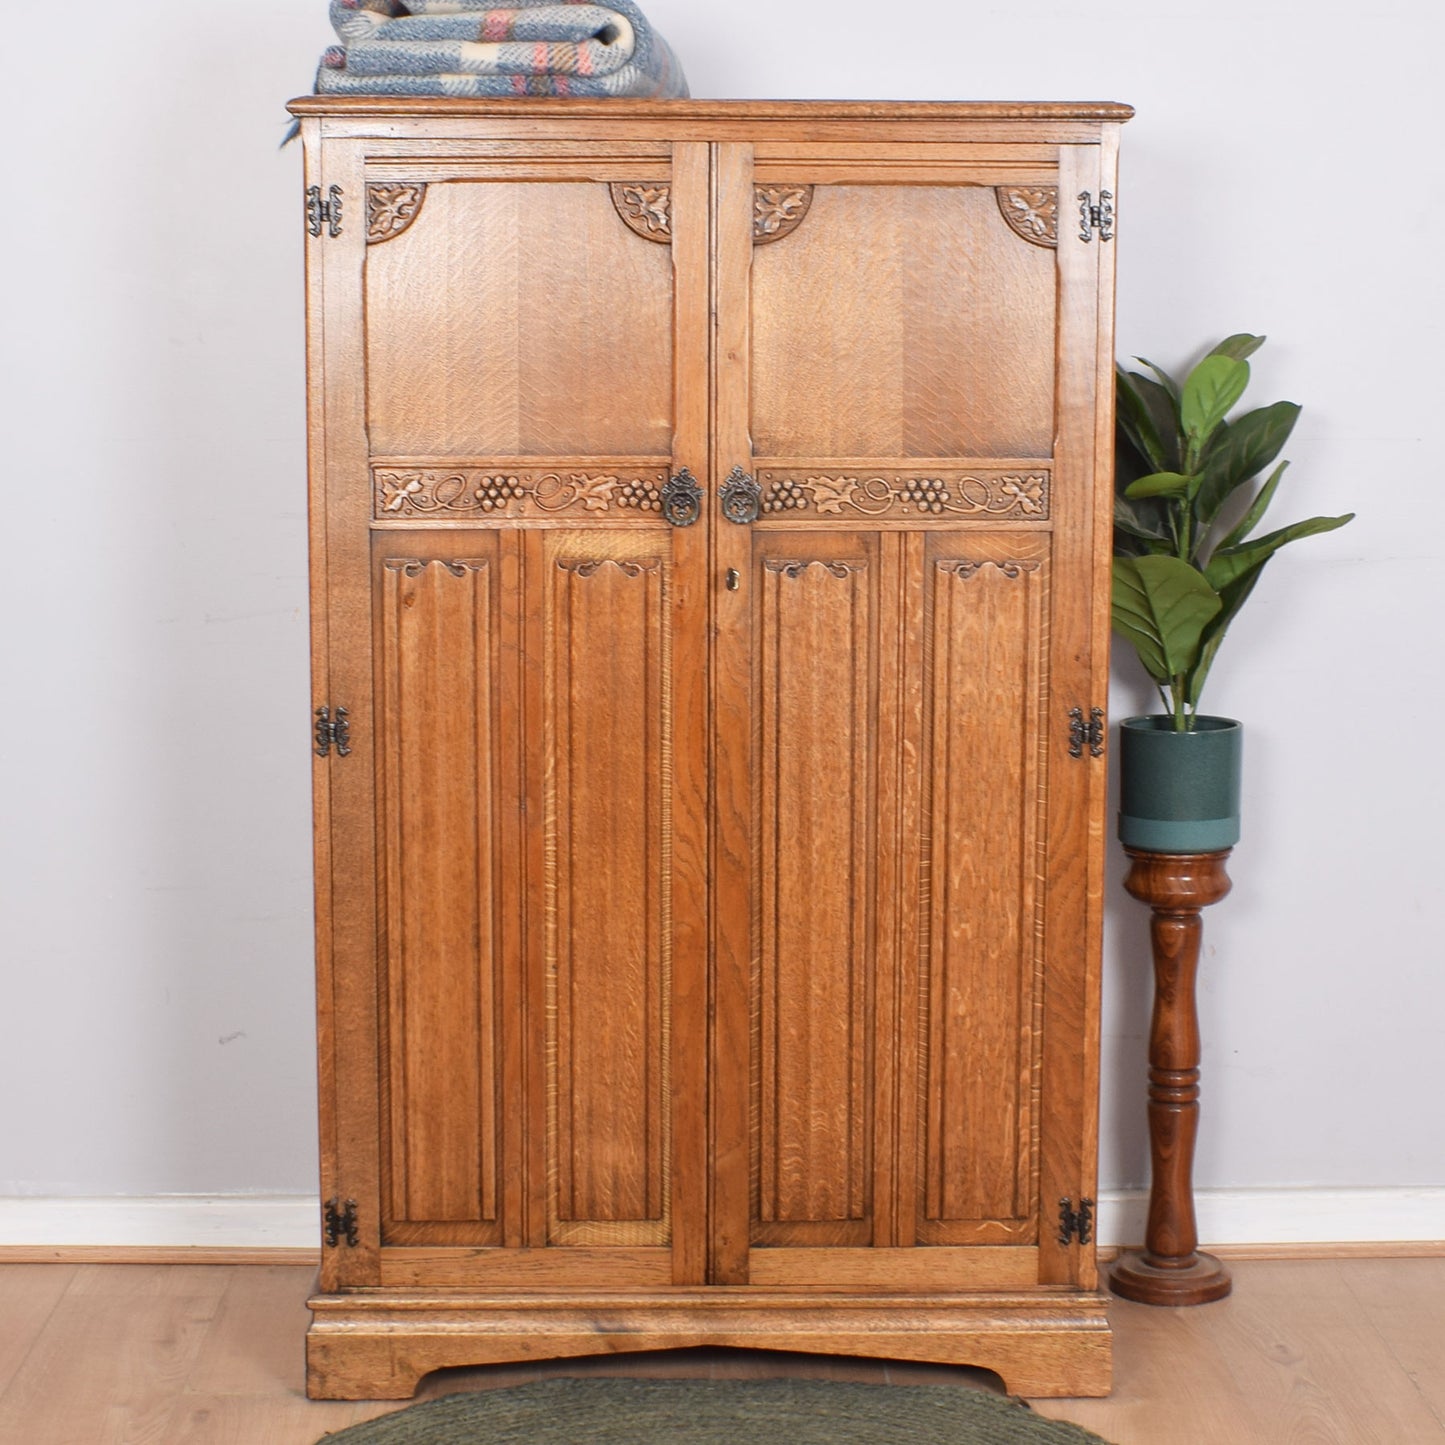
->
0, 1259, 1441, 1443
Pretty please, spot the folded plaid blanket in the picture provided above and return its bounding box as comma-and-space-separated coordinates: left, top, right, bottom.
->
317, 0, 688, 98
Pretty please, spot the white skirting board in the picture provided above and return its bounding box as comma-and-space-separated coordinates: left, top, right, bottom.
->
0, 1189, 1441, 1250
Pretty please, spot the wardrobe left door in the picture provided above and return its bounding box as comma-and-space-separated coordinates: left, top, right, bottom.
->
305, 133, 712, 1294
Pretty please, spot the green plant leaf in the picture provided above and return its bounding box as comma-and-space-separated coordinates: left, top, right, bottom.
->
1112, 555, 1223, 684
1207, 333, 1266, 363
1186, 563, 1267, 707
1114, 494, 1170, 543
1213, 460, 1287, 553
1116, 367, 1180, 474
1205, 513, 1356, 593
1125, 470, 1192, 500
1136, 357, 1181, 399
1194, 401, 1302, 528
1181, 355, 1250, 448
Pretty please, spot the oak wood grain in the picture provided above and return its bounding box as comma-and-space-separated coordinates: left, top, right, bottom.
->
302, 103, 1124, 1397
381, 554, 500, 1234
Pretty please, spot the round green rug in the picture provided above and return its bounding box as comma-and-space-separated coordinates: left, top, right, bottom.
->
318, 1377, 1113, 1444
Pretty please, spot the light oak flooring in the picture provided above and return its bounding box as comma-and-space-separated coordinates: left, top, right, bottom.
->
0, 1258, 1441, 1444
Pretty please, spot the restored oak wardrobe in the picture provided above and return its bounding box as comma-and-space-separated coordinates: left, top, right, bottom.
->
289, 98, 1130, 1400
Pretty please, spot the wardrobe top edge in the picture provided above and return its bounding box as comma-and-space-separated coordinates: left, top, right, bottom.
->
286, 97, 1133, 123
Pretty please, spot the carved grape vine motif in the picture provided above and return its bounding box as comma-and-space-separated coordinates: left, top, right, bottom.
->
375, 468, 668, 519
757, 471, 1049, 520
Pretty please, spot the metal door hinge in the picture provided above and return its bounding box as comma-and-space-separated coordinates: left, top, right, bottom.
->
314, 705, 351, 759
323, 1198, 360, 1249
1069, 707, 1105, 759
1058, 1196, 1095, 1247
1077, 190, 1114, 243
307, 184, 344, 239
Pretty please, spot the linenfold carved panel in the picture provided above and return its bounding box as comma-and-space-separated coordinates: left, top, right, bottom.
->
995, 187, 1059, 248
379, 555, 502, 1234
917, 551, 1047, 1237
367, 183, 428, 244
755, 552, 873, 1231
757, 470, 1050, 521
375, 468, 669, 519
543, 547, 672, 1246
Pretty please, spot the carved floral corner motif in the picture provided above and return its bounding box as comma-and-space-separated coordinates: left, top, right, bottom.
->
753, 186, 814, 245
995, 187, 1059, 248
367, 183, 428, 244
610, 182, 673, 242
375, 468, 667, 519
757, 470, 1050, 521
609, 182, 814, 245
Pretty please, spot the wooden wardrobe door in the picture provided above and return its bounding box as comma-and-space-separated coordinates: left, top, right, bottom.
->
314, 141, 711, 1291
711, 142, 1108, 1291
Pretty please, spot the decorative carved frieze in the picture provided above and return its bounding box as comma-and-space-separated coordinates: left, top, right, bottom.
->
764, 559, 865, 580
995, 187, 1059, 248
609, 182, 673, 242
609, 183, 816, 244
557, 558, 662, 579
382, 557, 487, 578
756, 469, 1050, 521
375, 468, 669, 520
753, 186, 814, 244
940, 560, 1044, 581
367, 183, 428, 244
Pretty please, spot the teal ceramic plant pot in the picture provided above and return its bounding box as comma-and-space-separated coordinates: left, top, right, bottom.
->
1118, 716, 1242, 853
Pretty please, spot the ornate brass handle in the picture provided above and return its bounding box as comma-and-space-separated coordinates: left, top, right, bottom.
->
662, 468, 703, 528
720, 466, 761, 525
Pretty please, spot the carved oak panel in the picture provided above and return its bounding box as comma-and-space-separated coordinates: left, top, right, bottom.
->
749, 185, 1057, 458
379, 556, 502, 1237
752, 555, 875, 1240
543, 549, 673, 1246
917, 548, 1049, 1239
366, 180, 675, 458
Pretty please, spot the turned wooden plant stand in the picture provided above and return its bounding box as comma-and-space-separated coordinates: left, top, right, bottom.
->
1110, 848, 1234, 1307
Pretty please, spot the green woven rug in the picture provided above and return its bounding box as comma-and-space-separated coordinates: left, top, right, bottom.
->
318, 1377, 1113, 1444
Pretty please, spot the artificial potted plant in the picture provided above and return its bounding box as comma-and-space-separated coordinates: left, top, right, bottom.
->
1112, 333, 1353, 850
1107, 334, 1354, 1308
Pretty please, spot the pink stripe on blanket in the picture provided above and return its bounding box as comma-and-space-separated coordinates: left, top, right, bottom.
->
481, 10, 516, 42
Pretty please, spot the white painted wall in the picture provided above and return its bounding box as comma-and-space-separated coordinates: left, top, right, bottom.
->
1, 1, 1439, 1243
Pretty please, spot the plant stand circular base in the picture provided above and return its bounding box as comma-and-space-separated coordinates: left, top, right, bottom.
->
1110, 1248, 1232, 1306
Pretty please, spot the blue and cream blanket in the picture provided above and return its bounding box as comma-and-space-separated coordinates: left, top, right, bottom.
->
317, 0, 688, 98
